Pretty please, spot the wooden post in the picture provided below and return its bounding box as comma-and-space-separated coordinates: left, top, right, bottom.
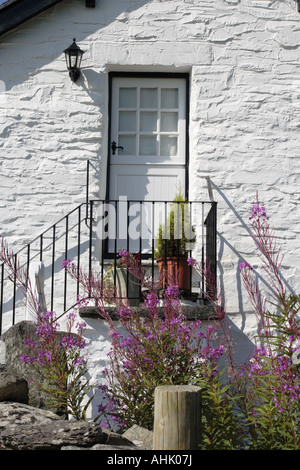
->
153, 385, 203, 450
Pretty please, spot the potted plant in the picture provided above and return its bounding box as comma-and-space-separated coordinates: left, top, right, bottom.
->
109, 249, 141, 306
155, 189, 196, 291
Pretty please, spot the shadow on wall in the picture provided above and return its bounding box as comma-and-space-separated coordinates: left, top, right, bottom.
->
211, 181, 294, 317
0, 0, 152, 92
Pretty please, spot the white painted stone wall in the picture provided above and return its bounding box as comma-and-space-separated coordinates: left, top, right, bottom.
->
1, 0, 300, 420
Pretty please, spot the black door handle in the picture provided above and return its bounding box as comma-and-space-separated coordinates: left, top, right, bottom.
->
111, 141, 124, 155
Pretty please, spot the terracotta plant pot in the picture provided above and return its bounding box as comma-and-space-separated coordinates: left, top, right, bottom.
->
156, 257, 191, 291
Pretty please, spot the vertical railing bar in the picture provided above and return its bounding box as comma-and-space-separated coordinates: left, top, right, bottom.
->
0, 264, 4, 335
213, 202, 217, 290
100, 201, 105, 278
77, 205, 81, 298
51, 225, 55, 312
113, 201, 117, 300
86, 159, 90, 222
202, 203, 205, 300
126, 200, 130, 300
164, 201, 167, 289
151, 201, 155, 284
176, 201, 179, 271
40, 234, 43, 262
12, 253, 17, 325
26, 244, 30, 292
88, 200, 93, 299
189, 201, 192, 294
138, 201, 142, 303
64, 215, 69, 312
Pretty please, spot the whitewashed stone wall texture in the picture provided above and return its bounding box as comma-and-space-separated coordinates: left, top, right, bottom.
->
1, 0, 300, 419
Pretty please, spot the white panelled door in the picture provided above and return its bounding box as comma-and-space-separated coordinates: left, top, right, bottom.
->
108, 75, 188, 253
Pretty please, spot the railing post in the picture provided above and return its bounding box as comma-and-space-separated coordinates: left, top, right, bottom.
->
12, 254, 17, 325
205, 201, 217, 297
88, 200, 93, 298
153, 385, 203, 450
0, 264, 3, 335
86, 159, 90, 222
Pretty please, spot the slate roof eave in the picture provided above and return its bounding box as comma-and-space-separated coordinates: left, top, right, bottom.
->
0, 0, 64, 37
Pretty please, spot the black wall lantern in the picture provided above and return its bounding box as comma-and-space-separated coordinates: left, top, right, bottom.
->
64, 38, 85, 82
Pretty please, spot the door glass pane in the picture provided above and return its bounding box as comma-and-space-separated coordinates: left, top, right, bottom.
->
140, 112, 157, 132
119, 135, 136, 155
161, 88, 178, 108
140, 136, 157, 155
160, 136, 178, 156
140, 88, 158, 108
161, 112, 178, 132
119, 111, 136, 132
119, 88, 137, 108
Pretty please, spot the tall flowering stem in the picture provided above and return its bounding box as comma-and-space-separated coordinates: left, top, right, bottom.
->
187, 257, 236, 380
248, 193, 285, 303
98, 296, 224, 431
20, 311, 92, 420
63, 251, 224, 431
239, 261, 270, 341
235, 195, 300, 448
0, 238, 94, 421
0, 236, 41, 321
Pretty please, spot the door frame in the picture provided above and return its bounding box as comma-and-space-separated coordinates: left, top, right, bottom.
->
106, 71, 190, 201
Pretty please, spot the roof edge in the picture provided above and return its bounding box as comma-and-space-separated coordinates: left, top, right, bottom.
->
0, 0, 64, 37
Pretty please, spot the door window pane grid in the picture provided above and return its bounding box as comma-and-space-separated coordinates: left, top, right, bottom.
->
118, 86, 180, 157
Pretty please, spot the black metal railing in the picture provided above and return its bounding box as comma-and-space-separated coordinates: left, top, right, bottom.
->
0, 199, 217, 334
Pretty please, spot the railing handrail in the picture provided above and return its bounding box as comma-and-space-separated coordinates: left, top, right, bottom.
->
0, 199, 217, 334
0, 202, 86, 266
91, 199, 217, 204
0, 198, 217, 263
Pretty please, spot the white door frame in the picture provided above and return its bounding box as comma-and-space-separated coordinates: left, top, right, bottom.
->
107, 72, 190, 201
104, 72, 190, 256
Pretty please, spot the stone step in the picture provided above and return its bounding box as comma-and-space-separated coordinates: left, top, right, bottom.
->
79, 303, 217, 321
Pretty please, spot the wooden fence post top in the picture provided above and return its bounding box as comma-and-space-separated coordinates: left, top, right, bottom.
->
155, 385, 202, 392
153, 385, 203, 450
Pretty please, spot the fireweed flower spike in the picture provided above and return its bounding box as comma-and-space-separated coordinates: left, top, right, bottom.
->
239, 261, 253, 270
61, 259, 71, 268
187, 256, 197, 266
249, 203, 268, 222
19, 310, 92, 420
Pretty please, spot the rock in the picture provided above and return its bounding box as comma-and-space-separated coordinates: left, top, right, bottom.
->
0, 321, 154, 451
0, 365, 28, 403
101, 428, 136, 447
0, 402, 103, 450
1, 321, 67, 414
1, 321, 49, 409
0, 402, 143, 450
61, 444, 138, 450
0, 401, 61, 426
123, 425, 153, 450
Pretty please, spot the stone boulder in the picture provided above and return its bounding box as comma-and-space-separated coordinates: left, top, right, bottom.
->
0, 365, 28, 403
1, 321, 67, 413
0, 402, 148, 450
0, 322, 153, 450
0, 402, 135, 450
123, 425, 153, 450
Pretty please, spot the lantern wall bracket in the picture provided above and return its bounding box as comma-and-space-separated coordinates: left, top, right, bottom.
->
64, 38, 85, 83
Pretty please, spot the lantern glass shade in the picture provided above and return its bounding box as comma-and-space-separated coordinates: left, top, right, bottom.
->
64, 38, 84, 82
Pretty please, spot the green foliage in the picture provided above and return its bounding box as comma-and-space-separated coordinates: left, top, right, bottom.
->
262, 293, 300, 358
193, 368, 243, 450
155, 189, 196, 259
98, 282, 225, 432
20, 311, 93, 421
